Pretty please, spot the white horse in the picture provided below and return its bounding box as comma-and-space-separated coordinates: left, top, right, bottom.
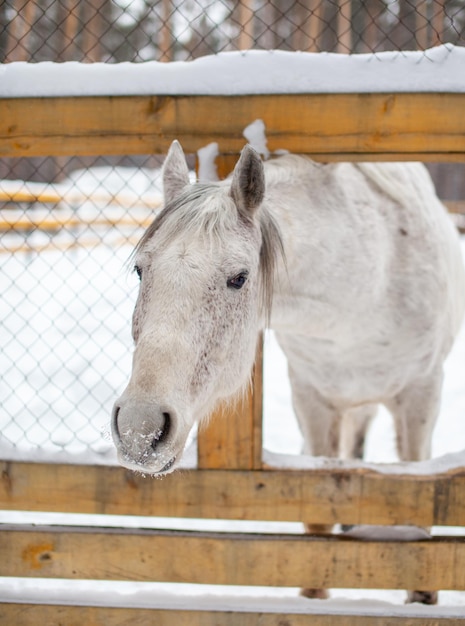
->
112, 141, 465, 599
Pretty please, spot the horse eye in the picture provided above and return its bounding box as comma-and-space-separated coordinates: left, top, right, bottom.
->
227, 271, 249, 290
134, 265, 142, 280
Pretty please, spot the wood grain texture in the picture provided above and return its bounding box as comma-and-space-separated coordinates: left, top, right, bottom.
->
1, 523, 464, 590
1, 93, 465, 160
2, 461, 465, 526
197, 336, 263, 470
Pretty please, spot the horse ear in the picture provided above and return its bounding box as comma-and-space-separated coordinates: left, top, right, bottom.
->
163, 140, 190, 205
230, 145, 265, 217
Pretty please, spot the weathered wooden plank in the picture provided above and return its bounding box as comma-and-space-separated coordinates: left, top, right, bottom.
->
2, 461, 465, 526
0, 603, 464, 626
197, 336, 263, 470
1, 93, 465, 160
2, 603, 464, 626
0, 186, 161, 209
1, 524, 464, 590
446, 200, 465, 215
0, 214, 153, 232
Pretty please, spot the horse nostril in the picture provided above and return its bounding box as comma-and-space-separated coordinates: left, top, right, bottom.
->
151, 412, 171, 449
112, 405, 121, 440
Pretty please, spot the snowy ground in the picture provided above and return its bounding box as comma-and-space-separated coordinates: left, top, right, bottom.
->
1, 168, 465, 611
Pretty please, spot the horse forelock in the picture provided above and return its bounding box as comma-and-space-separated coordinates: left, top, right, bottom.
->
133, 184, 219, 255
132, 181, 284, 319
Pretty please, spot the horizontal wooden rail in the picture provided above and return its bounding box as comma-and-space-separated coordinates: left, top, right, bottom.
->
0, 186, 162, 210
2, 461, 465, 526
1, 93, 465, 160
0, 212, 152, 232
1, 603, 464, 626
1, 524, 464, 590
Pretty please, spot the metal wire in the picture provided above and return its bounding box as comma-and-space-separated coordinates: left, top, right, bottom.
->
1, 0, 464, 63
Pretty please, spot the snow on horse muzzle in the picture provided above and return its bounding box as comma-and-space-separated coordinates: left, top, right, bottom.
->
111, 397, 178, 474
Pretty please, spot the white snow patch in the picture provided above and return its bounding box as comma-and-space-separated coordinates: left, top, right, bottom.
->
343, 525, 432, 541
262, 448, 465, 476
243, 119, 270, 160
1, 45, 464, 98
197, 142, 219, 182
1, 580, 465, 615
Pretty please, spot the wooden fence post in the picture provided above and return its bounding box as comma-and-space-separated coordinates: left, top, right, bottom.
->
197, 333, 263, 470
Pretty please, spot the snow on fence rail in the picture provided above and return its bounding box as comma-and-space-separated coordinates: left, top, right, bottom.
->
2, 46, 465, 98
1, 47, 465, 162
2, 72, 465, 623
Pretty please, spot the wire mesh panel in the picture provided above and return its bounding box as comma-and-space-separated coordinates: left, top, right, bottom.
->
1, 0, 464, 62
0, 155, 168, 460
1, 1, 465, 462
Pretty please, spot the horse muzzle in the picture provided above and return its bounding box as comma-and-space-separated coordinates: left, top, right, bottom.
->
111, 398, 180, 475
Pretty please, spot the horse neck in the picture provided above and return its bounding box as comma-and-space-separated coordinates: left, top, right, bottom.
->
262, 155, 326, 272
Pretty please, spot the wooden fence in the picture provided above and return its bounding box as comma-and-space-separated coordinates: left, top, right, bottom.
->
1, 92, 465, 624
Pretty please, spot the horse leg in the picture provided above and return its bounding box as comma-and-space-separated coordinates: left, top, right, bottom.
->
290, 376, 342, 460
340, 404, 377, 461
339, 404, 377, 531
384, 368, 444, 605
288, 373, 341, 599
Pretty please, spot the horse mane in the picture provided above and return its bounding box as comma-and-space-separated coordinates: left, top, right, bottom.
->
132, 182, 284, 319
258, 208, 284, 319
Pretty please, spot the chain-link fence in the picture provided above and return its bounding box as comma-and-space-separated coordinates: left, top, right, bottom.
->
0, 157, 164, 462
1, 0, 465, 462
2, 0, 465, 62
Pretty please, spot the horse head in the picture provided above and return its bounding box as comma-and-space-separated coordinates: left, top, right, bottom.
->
111, 141, 282, 474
